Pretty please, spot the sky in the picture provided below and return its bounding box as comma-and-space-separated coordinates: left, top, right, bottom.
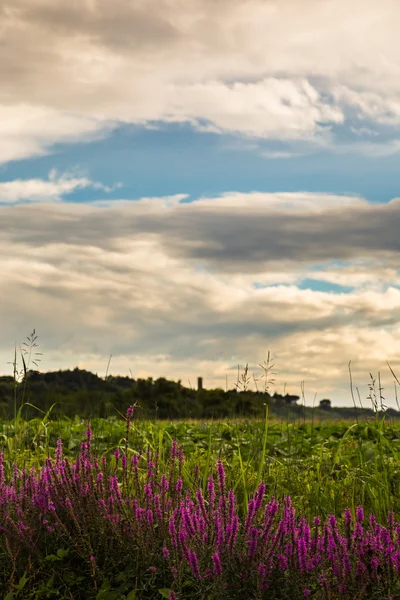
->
1, 0, 400, 407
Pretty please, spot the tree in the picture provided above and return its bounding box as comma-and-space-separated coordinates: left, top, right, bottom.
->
319, 399, 331, 410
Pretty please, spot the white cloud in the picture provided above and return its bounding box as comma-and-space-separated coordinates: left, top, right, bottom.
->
350, 126, 379, 137
261, 150, 302, 160
0, 170, 116, 204
330, 139, 400, 157
304, 262, 400, 291
162, 79, 344, 140
0, 0, 400, 160
333, 86, 400, 125
0, 104, 115, 165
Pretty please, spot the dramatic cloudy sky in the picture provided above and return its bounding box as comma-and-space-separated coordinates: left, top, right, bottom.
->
1, 0, 400, 407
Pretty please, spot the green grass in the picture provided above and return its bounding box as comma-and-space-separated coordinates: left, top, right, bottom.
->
3, 338, 400, 597
3, 335, 400, 528
2, 408, 400, 524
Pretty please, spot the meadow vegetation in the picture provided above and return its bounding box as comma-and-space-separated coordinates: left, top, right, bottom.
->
1, 333, 400, 598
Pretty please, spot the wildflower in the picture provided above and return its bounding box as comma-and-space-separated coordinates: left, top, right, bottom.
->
160, 474, 169, 493
126, 404, 135, 420
248, 527, 259, 558
207, 477, 215, 511
162, 547, 170, 561
254, 483, 266, 512
212, 552, 223, 576
297, 536, 308, 573
216, 460, 225, 494
188, 549, 201, 580
171, 441, 178, 460
56, 439, 63, 461
356, 506, 364, 523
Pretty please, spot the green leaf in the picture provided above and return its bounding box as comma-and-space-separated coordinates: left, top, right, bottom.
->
45, 554, 61, 562
4, 593, 14, 600
96, 580, 118, 600
98, 580, 111, 592
14, 572, 28, 591
56, 548, 69, 559
126, 593, 136, 600
158, 590, 172, 599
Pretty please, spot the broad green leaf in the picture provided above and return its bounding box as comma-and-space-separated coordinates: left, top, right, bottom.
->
56, 547, 69, 559
13, 572, 28, 591
45, 554, 61, 562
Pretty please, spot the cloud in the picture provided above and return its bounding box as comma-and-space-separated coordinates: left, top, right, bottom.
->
0, 169, 116, 204
1, 0, 400, 160
1, 190, 400, 405
261, 150, 303, 160
350, 126, 379, 137
333, 86, 400, 125
1, 189, 399, 267
161, 79, 344, 140
303, 262, 400, 290
0, 104, 115, 165
330, 139, 400, 157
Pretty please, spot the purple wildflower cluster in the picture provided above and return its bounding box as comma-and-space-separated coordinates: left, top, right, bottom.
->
0, 410, 399, 598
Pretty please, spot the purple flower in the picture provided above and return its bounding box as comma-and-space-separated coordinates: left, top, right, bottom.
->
207, 477, 215, 511
126, 404, 135, 420
356, 506, 364, 523
248, 527, 259, 558
297, 537, 308, 573
160, 475, 169, 493
171, 441, 178, 460
56, 439, 63, 461
216, 460, 225, 494
188, 549, 201, 580
85, 423, 93, 444
162, 547, 170, 561
254, 483, 265, 512
212, 552, 222, 576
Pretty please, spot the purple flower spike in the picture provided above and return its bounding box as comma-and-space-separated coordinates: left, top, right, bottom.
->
212, 551, 223, 576
188, 549, 202, 580
216, 459, 226, 494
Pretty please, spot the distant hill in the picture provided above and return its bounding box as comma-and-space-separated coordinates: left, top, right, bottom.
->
0, 367, 396, 421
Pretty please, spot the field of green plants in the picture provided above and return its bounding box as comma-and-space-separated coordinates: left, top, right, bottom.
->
2, 404, 400, 599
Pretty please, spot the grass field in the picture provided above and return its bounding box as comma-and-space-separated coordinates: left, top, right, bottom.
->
1, 404, 400, 598
2, 411, 400, 523
2, 341, 400, 598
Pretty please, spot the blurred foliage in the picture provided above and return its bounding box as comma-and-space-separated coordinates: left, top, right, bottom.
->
0, 367, 390, 422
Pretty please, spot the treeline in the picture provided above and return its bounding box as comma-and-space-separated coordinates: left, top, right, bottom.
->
0, 367, 396, 421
